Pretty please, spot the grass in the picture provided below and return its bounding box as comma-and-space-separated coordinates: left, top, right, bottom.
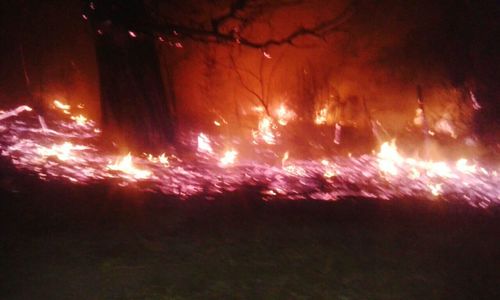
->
1, 165, 499, 299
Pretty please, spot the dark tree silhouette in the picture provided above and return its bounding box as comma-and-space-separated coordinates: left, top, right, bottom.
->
84, 0, 357, 151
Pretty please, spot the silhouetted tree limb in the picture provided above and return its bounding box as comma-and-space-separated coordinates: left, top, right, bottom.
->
155, 0, 357, 49
85, 0, 357, 49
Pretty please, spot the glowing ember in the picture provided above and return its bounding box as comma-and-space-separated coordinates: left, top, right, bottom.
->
275, 104, 296, 126
334, 123, 342, 145
281, 151, 289, 167
253, 116, 276, 144
53, 99, 71, 114
107, 153, 151, 179
0, 105, 32, 121
314, 107, 328, 125
456, 158, 476, 174
252, 106, 265, 113
0, 104, 498, 208
469, 90, 481, 110
71, 114, 88, 126
197, 133, 213, 154
146, 153, 169, 166
37, 142, 89, 162
219, 149, 238, 166
429, 183, 443, 196
321, 159, 337, 178
377, 140, 403, 175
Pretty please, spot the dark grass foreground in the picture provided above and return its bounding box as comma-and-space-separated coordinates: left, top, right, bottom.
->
1, 164, 499, 300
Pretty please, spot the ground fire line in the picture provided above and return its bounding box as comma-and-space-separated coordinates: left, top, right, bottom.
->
0, 104, 498, 208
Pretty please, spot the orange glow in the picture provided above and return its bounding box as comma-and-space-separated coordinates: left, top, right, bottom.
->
107, 153, 151, 179
314, 107, 328, 125
1, 103, 498, 207
219, 149, 238, 166
53, 99, 71, 114
37, 142, 89, 161
147, 153, 169, 166
197, 133, 213, 153
377, 140, 403, 175
275, 103, 296, 126
71, 114, 88, 126
429, 183, 443, 196
253, 116, 276, 144
281, 151, 289, 167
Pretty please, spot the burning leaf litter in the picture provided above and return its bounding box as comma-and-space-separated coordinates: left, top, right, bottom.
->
0, 105, 498, 208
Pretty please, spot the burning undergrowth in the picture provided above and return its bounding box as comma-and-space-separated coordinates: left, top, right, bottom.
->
0, 103, 498, 209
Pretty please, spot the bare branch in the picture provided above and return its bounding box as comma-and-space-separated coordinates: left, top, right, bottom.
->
211, 0, 249, 33
230, 53, 271, 117
150, 0, 357, 49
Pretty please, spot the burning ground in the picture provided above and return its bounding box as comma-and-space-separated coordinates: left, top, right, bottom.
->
0, 103, 498, 208
0, 102, 499, 299
1, 147, 500, 299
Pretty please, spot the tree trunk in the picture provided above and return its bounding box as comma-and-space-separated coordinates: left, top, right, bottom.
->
91, 0, 175, 152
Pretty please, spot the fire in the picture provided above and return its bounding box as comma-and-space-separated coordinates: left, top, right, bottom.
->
37, 142, 89, 161
251, 106, 265, 113
314, 107, 328, 125
275, 104, 295, 126
456, 158, 476, 174
377, 140, 403, 175
219, 149, 237, 166
197, 133, 213, 154
0, 104, 499, 208
281, 151, 306, 176
321, 159, 337, 178
429, 183, 443, 196
281, 151, 289, 167
53, 99, 71, 114
71, 114, 88, 126
0, 105, 32, 121
253, 116, 276, 144
107, 153, 151, 179
146, 153, 169, 166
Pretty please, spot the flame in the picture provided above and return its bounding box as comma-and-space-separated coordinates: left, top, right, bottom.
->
107, 153, 151, 179
469, 90, 481, 110
275, 104, 295, 126
253, 116, 276, 144
197, 133, 213, 154
281, 151, 289, 167
158, 153, 169, 165
1, 103, 499, 208
219, 149, 237, 166
314, 107, 328, 125
71, 114, 88, 126
147, 153, 169, 166
0, 105, 32, 121
53, 99, 71, 114
377, 140, 403, 175
429, 183, 443, 196
284, 165, 306, 176
321, 159, 337, 178
252, 106, 265, 113
37, 142, 89, 161
456, 158, 476, 174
